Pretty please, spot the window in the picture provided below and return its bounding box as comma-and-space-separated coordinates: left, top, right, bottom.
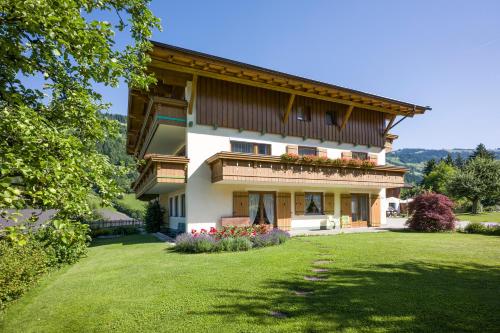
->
305, 193, 323, 215
297, 106, 311, 122
352, 152, 369, 160
169, 197, 173, 217
298, 146, 317, 156
181, 194, 186, 217
325, 111, 337, 126
174, 196, 179, 217
351, 194, 369, 221
231, 141, 271, 155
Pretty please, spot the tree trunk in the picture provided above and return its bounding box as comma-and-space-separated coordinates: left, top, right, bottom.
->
471, 198, 482, 214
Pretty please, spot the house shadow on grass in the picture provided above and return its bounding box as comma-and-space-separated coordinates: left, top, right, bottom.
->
90, 234, 163, 247
198, 261, 500, 332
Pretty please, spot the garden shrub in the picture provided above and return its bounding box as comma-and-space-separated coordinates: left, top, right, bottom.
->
406, 193, 456, 232
112, 200, 145, 221
144, 201, 165, 232
174, 226, 290, 253
0, 238, 51, 309
90, 226, 140, 238
464, 222, 500, 236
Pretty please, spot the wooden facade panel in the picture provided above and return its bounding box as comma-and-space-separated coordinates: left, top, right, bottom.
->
197, 77, 385, 147
341, 194, 352, 226
277, 192, 292, 231
233, 191, 249, 217
370, 195, 381, 227
324, 193, 335, 215
295, 192, 305, 215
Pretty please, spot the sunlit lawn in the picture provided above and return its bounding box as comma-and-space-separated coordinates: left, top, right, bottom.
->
456, 211, 500, 223
1, 232, 499, 332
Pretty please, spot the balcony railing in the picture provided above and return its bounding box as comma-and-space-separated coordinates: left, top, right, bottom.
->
132, 154, 189, 199
206, 152, 406, 188
134, 97, 187, 158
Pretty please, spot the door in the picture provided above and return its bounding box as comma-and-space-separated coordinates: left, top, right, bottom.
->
249, 192, 275, 226
370, 195, 381, 227
341, 194, 352, 227
351, 194, 369, 227
277, 192, 291, 231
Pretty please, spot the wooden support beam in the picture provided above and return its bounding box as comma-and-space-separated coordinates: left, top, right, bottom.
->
383, 115, 396, 136
283, 94, 296, 123
134, 96, 154, 155
340, 105, 354, 131
188, 74, 198, 115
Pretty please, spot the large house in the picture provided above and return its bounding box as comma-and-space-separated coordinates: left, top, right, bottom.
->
127, 42, 429, 234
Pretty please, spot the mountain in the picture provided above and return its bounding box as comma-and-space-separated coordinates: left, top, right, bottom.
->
387, 148, 500, 184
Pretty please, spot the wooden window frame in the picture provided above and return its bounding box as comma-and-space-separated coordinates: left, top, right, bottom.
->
297, 106, 312, 122
298, 146, 318, 156
325, 111, 337, 126
304, 192, 323, 215
181, 194, 186, 217
231, 140, 272, 155
352, 151, 369, 160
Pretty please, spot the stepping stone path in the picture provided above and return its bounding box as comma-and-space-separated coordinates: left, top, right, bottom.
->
269, 311, 288, 318
292, 290, 314, 296
312, 268, 329, 273
304, 275, 327, 281
313, 260, 333, 265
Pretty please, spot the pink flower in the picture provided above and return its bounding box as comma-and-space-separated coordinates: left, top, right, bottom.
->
191, 229, 197, 234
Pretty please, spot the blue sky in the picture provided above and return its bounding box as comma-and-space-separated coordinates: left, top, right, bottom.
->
100, 0, 500, 150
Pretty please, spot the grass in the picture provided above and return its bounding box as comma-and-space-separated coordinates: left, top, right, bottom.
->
1, 232, 499, 332
115, 193, 146, 211
456, 211, 500, 223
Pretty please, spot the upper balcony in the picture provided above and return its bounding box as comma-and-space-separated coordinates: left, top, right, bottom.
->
206, 152, 406, 188
133, 154, 189, 200
130, 96, 187, 159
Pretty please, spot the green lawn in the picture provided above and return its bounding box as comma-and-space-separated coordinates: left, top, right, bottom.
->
456, 211, 500, 223
1, 233, 499, 333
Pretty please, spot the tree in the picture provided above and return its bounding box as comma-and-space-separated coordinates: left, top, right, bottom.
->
443, 153, 454, 166
406, 193, 455, 232
422, 159, 437, 177
448, 158, 500, 214
421, 161, 456, 195
469, 143, 495, 160
0, 2, 160, 225
454, 153, 465, 169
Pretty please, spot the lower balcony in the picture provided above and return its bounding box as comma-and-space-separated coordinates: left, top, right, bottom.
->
133, 154, 189, 200
206, 152, 406, 188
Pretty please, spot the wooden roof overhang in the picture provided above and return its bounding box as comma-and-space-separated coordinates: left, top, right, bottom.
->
128, 41, 430, 154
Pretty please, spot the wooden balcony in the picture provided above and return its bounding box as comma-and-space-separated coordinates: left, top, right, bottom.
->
133, 97, 187, 158
206, 152, 406, 188
132, 154, 189, 200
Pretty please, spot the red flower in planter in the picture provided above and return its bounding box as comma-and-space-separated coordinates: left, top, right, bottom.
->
191, 229, 197, 234
200, 228, 207, 234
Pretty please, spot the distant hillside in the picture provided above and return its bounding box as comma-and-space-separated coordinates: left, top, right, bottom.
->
387, 148, 500, 184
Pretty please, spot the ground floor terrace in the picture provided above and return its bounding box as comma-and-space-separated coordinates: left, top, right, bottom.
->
159, 184, 387, 234
2, 232, 498, 333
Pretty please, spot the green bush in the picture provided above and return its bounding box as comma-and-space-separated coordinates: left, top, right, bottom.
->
464, 222, 487, 234
112, 200, 145, 220
0, 239, 51, 309
217, 237, 234, 252
35, 220, 90, 265
144, 201, 165, 232
230, 237, 252, 251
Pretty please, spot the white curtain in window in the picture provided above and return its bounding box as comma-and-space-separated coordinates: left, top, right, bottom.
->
312, 194, 322, 214
249, 194, 259, 223
263, 194, 274, 224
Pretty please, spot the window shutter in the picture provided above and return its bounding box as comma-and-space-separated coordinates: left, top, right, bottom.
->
286, 145, 298, 155
317, 148, 328, 158
295, 192, 305, 215
368, 153, 378, 164
341, 151, 352, 159
370, 195, 381, 227
233, 192, 249, 217
340, 194, 352, 226
324, 193, 335, 214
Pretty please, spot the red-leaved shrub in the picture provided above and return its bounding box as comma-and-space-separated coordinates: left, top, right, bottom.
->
406, 193, 455, 232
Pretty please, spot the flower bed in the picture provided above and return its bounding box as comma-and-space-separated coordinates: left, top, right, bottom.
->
280, 153, 375, 169
174, 226, 290, 253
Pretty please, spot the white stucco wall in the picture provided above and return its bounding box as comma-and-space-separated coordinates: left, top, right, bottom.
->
184, 82, 388, 231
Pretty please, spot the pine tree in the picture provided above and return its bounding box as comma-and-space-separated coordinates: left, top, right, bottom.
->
454, 154, 465, 169
444, 153, 454, 165
469, 143, 495, 160
423, 159, 437, 176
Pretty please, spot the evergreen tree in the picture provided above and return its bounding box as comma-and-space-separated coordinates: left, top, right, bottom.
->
454, 154, 465, 169
444, 153, 454, 165
469, 143, 495, 160
423, 159, 437, 177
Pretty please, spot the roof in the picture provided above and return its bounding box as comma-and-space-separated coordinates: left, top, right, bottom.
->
148, 41, 431, 116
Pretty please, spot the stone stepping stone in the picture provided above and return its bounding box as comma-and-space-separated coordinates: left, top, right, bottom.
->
304, 275, 327, 281
269, 310, 288, 318
313, 260, 333, 265
292, 290, 313, 296
312, 268, 329, 273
